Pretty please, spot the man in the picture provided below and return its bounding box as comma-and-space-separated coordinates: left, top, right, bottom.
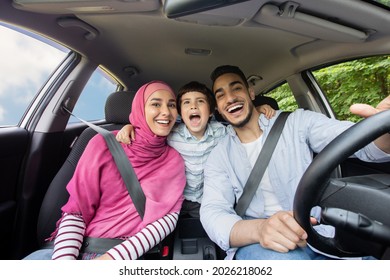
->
199, 65, 390, 260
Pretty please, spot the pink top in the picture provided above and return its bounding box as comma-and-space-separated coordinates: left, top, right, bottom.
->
60, 81, 186, 238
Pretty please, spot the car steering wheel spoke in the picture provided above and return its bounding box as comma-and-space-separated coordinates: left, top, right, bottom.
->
322, 207, 390, 245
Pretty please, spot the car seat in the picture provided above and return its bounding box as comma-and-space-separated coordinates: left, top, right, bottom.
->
253, 95, 279, 110
36, 90, 135, 246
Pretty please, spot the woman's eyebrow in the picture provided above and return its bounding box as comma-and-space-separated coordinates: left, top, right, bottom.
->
149, 97, 176, 103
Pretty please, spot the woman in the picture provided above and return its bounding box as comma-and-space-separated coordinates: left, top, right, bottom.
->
24, 81, 186, 260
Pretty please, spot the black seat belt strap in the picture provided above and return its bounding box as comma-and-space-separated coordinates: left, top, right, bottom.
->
234, 112, 291, 217
63, 107, 146, 220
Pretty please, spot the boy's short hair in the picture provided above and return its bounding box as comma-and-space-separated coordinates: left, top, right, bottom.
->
210, 65, 249, 91
177, 81, 216, 117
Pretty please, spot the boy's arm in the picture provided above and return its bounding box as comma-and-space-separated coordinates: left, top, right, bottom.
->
115, 124, 135, 144
256, 104, 276, 119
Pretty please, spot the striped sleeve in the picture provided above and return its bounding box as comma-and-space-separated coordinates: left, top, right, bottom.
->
106, 212, 179, 260
52, 213, 86, 260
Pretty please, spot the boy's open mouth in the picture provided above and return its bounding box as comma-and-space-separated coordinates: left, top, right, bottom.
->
189, 113, 201, 126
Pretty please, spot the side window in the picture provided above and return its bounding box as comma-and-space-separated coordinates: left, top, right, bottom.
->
266, 82, 298, 111
0, 23, 69, 127
69, 68, 119, 123
312, 55, 389, 122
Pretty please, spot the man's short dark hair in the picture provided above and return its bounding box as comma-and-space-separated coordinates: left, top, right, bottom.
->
210, 65, 249, 90
176, 81, 216, 117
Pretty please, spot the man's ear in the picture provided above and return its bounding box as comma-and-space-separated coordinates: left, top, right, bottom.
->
215, 104, 224, 114
248, 87, 256, 101
210, 105, 217, 117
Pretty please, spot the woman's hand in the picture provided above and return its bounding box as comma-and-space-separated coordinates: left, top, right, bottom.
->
93, 253, 113, 260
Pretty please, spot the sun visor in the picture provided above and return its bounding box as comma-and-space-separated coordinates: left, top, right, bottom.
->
170, 0, 263, 27
12, 0, 161, 14
253, 2, 369, 43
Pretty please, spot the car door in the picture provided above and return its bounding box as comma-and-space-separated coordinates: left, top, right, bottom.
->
0, 23, 120, 259
310, 55, 390, 177
0, 23, 70, 259
265, 55, 390, 179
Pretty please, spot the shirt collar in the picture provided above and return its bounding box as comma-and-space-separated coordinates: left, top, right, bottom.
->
179, 122, 214, 142
226, 113, 274, 138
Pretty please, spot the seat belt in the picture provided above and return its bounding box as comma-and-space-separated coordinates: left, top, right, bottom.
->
63, 107, 146, 220
235, 111, 291, 217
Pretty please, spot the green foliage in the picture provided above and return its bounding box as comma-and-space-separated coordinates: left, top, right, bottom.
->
266, 55, 389, 123
267, 83, 298, 112
312, 56, 389, 122
375, 0, 390, 7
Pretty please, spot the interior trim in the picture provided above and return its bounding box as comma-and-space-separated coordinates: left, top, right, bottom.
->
253, 2, 369, 42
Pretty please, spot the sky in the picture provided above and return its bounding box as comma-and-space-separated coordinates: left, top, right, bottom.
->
0, 24, 118, 126
0, 24, 67, 126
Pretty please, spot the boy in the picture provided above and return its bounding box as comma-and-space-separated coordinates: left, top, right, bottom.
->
116, 81, 275, 218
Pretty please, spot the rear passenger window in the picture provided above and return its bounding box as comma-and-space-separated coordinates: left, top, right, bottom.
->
266, 82, 298, 111
312, 55, 389, 122
68, 68, 118, 123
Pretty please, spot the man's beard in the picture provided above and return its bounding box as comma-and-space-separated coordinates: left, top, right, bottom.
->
226, 102, 254, 128
232, 109, 252, 128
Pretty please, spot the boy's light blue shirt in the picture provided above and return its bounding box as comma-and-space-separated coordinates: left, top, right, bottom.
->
200, 109, 390, 260
168, 121, 227, 203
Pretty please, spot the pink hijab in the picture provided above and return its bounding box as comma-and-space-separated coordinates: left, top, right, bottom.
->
60, 81, 186, 238
128, 81, 178, 168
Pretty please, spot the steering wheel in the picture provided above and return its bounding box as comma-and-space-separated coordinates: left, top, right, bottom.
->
293, 109, 390, 259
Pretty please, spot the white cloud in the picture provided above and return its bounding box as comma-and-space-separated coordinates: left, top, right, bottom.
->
0, 25, 66, 102
0, 105, 5, 121
0, 25, 68, 125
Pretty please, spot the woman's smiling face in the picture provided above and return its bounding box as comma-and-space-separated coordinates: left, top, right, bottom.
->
145, 89, 178, 137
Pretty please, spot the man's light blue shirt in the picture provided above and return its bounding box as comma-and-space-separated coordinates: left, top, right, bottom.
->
200, 109, 390, 259
168, 121, 226, 203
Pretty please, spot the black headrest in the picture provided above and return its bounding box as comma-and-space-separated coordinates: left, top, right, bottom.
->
104, 90, 136, 124
253, 95, 279, 110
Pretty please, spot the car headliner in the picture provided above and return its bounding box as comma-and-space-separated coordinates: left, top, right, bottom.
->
1, 0, 390, 94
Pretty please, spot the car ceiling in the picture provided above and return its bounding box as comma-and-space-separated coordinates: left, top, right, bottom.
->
1, 0, 390, 93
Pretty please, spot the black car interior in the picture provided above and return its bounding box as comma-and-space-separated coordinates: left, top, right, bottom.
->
1, 0, 389, 262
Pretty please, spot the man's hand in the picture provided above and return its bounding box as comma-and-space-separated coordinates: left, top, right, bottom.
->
255, 211, 309, 253
350, 95, 390, 154
350, 95, 390, 118
230, 211, 317, 253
